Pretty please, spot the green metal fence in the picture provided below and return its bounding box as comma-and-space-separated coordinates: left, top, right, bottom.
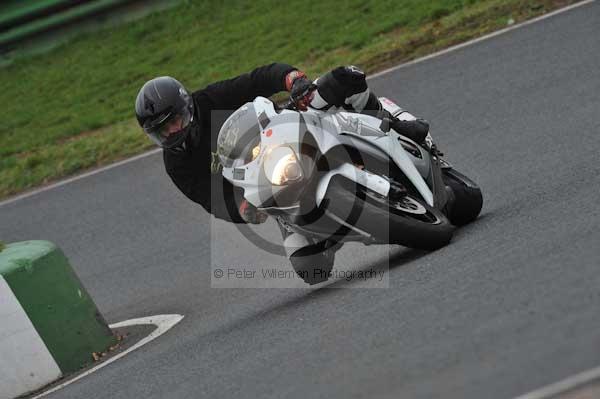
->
0, 0, 133, 51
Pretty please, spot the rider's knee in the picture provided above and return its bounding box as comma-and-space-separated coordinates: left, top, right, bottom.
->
289, 247, 335, 285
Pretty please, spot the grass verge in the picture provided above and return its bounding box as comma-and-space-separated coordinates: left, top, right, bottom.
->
0, 0, 582, 199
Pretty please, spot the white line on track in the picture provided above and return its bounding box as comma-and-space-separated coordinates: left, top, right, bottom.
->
0, 148, 161, 208
513, 365, 600, 399
369, 0, 597, 79
0, 0, 595, 209
30, 314, 184, 399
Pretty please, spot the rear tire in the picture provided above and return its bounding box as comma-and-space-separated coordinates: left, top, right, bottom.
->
323, 177, 454, 250
443, 169, 483, 226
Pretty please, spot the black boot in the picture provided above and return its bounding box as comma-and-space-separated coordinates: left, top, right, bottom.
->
390, 117, 430, 144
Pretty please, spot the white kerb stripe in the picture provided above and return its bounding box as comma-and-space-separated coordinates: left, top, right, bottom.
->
0, 276, 62, 399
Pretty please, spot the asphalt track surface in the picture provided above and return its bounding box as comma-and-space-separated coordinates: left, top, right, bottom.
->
1, 3, 599, 398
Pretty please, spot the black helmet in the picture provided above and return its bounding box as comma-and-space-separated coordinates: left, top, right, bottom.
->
135, 76, 194, 149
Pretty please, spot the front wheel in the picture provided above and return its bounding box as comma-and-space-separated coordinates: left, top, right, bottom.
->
322, 177, 454, 250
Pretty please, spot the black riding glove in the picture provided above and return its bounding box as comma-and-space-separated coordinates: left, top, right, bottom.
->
238, 199, 268, 224
285, 70, 316, 111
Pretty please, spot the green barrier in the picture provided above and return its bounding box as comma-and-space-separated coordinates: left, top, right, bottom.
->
0, 240, 116, 373
0, 0, 77, 31
0, 0, 132, 49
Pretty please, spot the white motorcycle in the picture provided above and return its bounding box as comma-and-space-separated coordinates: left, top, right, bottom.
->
216, 96, 482, 251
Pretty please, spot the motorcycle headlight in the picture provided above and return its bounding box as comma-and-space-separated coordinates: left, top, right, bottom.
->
263, 146, 303, 186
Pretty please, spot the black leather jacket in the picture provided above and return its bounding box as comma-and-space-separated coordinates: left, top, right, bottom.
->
162, 63, 296, 223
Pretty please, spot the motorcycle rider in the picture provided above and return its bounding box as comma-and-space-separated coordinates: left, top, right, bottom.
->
135, 63, 430, 285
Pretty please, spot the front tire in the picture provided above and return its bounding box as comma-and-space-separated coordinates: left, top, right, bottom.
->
323, 177, 454, 250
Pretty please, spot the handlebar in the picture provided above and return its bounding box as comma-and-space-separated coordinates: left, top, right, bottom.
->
277, 100, 298, 112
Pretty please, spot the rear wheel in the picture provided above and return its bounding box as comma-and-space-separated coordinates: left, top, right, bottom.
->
323, 177, 454, 250
443, 169, 483, 226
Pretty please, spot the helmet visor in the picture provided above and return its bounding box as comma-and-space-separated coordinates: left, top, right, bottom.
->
143, 106, 193, 148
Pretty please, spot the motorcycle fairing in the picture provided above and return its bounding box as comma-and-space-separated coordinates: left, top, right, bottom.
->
220, 97, 435, 209
315, 111, 434, 206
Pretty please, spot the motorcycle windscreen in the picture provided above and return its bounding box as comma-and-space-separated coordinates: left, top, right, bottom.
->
217, 103, 261, 168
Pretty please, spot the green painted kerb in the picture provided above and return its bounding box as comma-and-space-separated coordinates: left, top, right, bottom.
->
0, 240, 116, 373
